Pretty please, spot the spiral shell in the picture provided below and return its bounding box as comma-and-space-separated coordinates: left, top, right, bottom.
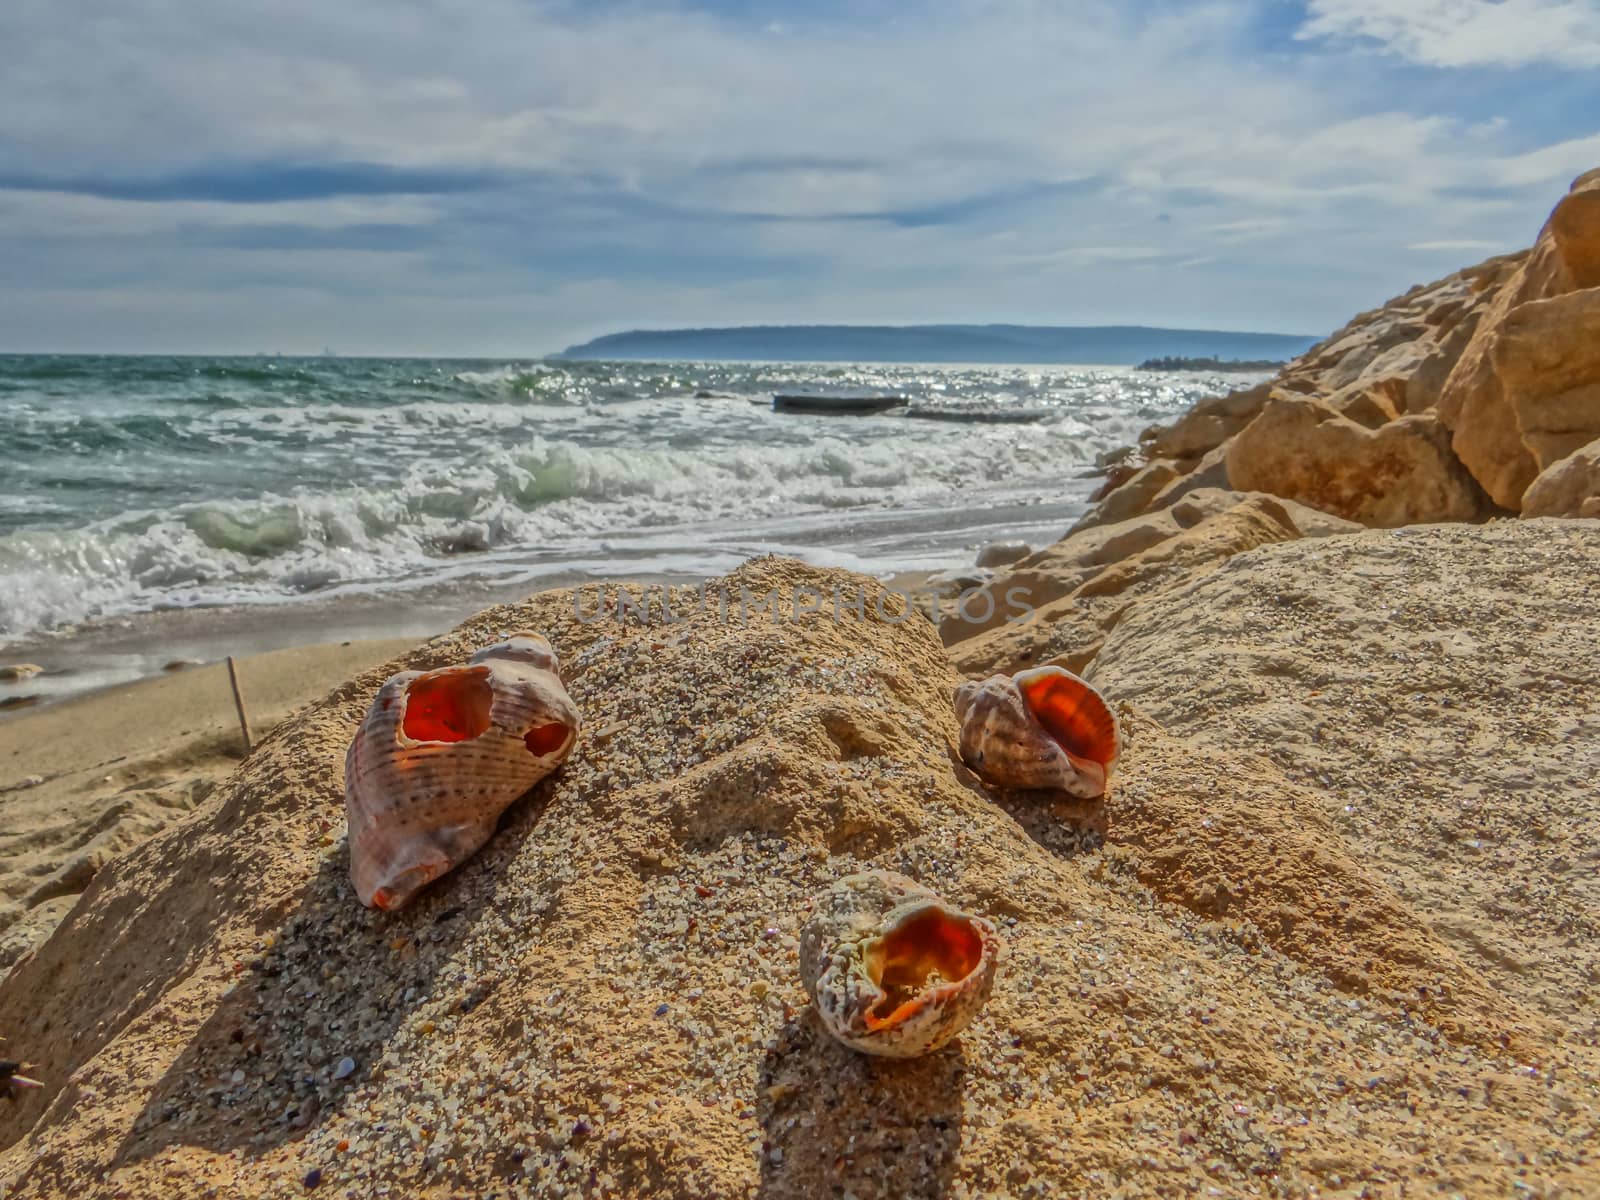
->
799, 870, 1000, 1058
344, 634, 580, 910
953, 665, 1118, 798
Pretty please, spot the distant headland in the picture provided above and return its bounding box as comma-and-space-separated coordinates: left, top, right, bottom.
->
555, 324, 1317, 365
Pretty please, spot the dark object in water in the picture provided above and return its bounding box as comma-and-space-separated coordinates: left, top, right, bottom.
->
1136, 355, 1284, 372
901, 407, 1051, 425
773, 394, 909, 415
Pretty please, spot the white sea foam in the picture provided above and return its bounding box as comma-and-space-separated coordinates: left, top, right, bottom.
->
0, 357, 1246, 643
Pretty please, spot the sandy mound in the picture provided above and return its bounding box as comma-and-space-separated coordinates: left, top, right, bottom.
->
2, 552, 1596, 1197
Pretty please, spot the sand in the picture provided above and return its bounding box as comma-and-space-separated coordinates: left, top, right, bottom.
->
0, 539, 1596, 1197
0, 640, 418, 976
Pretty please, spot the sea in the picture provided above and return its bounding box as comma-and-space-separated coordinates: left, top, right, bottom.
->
0, 354, 1257, 700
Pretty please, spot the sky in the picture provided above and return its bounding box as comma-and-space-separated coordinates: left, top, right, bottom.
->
2, 0, 1599, 356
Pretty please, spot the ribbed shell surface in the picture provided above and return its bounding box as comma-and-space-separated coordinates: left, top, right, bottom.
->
344, 636, 580, 910
799, 870, 1000, 1058
953, 666, 1119, 798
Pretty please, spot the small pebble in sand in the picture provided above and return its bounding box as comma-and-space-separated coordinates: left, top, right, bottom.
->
332, 1057, 356, 1081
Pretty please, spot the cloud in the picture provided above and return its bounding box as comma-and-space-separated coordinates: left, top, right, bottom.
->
1298, 0, 1600, 70
0, 162, 506, 204
1, 0, 1598, 353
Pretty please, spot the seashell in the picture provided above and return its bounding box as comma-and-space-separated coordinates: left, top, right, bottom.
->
799, 870, 1000, 1058
953, 665, 1119, 798
344, 633, 580, 910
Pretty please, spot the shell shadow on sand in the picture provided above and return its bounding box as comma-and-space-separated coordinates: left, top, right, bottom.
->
111, 778, 561, 1170
754, 1010, 965, 1199
946, 745, 1107, 865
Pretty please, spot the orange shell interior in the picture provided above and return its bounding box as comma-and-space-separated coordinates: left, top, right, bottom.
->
402, 667, 494, 743
524, 722, 570, 756
862, 906, 986, 1032
1018, 671, 1117, 766
402, 667, 571, 758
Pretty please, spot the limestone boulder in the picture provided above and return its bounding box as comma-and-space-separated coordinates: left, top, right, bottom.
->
1140, 383, 1271, 460
1522, 437, 1600, 518
1226, 396, 1486, 526
1439, 170, 1600, 508
1492, 287, 1600, 471
1327, 378, 1403, 429
1066, 458, 1183, 533
974, 539, 1031, 569
1147, 443, 1230, 509
1550, 167, 1600, 288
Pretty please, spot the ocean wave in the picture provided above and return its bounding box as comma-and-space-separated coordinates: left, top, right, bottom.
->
0, 419, 1119, 641
0, 356, 1225, 644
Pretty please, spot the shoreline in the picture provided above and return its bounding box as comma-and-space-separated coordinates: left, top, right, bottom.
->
0, 487, 1098, 712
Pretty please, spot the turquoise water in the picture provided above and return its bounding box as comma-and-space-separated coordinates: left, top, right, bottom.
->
0, 354, 1235, 645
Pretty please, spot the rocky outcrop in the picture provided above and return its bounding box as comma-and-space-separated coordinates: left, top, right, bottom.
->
1092, 169, 1600, 530
942, 490, 1359, 673
1437, 170, 1600, 508
3, 541, 1598, 1198
1140, 382, 1271, 461
1068, 458, 1183, 531
1522, 436, 1600, 518
1225, 397, 1486, 526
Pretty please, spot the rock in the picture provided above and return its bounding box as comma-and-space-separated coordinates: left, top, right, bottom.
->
1326, 379, 1402, 429
1226, 396, 1486, 526
772, 393, 908, 415
949, 494, 1354, 677
1090, 445, 1146, 500
1439, 170, 1600, 509
1146, 443, 1230, 510
162, 659, 204, 673
0, 664, 43, 683
1550, 167, 1600, 288
973, 541, 1030, 569
1068, 459, 1183, 533
1491, 287, 1600, 472
924, 567, 994, 594
0, 695, 39, 711
1522, 437, 1600, 518
1140, 383, 1271, 460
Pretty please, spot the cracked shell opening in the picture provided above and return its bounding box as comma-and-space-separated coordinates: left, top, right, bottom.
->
401, 667, 494, 743
863, 906, 987, 1031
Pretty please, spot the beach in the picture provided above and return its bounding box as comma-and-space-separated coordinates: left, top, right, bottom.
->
2, 172, 1598, 1197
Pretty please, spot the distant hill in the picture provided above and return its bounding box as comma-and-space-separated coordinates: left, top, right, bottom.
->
555, 324, 1317, 365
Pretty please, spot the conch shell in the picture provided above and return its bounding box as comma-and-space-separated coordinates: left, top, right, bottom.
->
953, 665, 1118, 798
344, 634, 580, 910
799, 870, 1000, 1058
